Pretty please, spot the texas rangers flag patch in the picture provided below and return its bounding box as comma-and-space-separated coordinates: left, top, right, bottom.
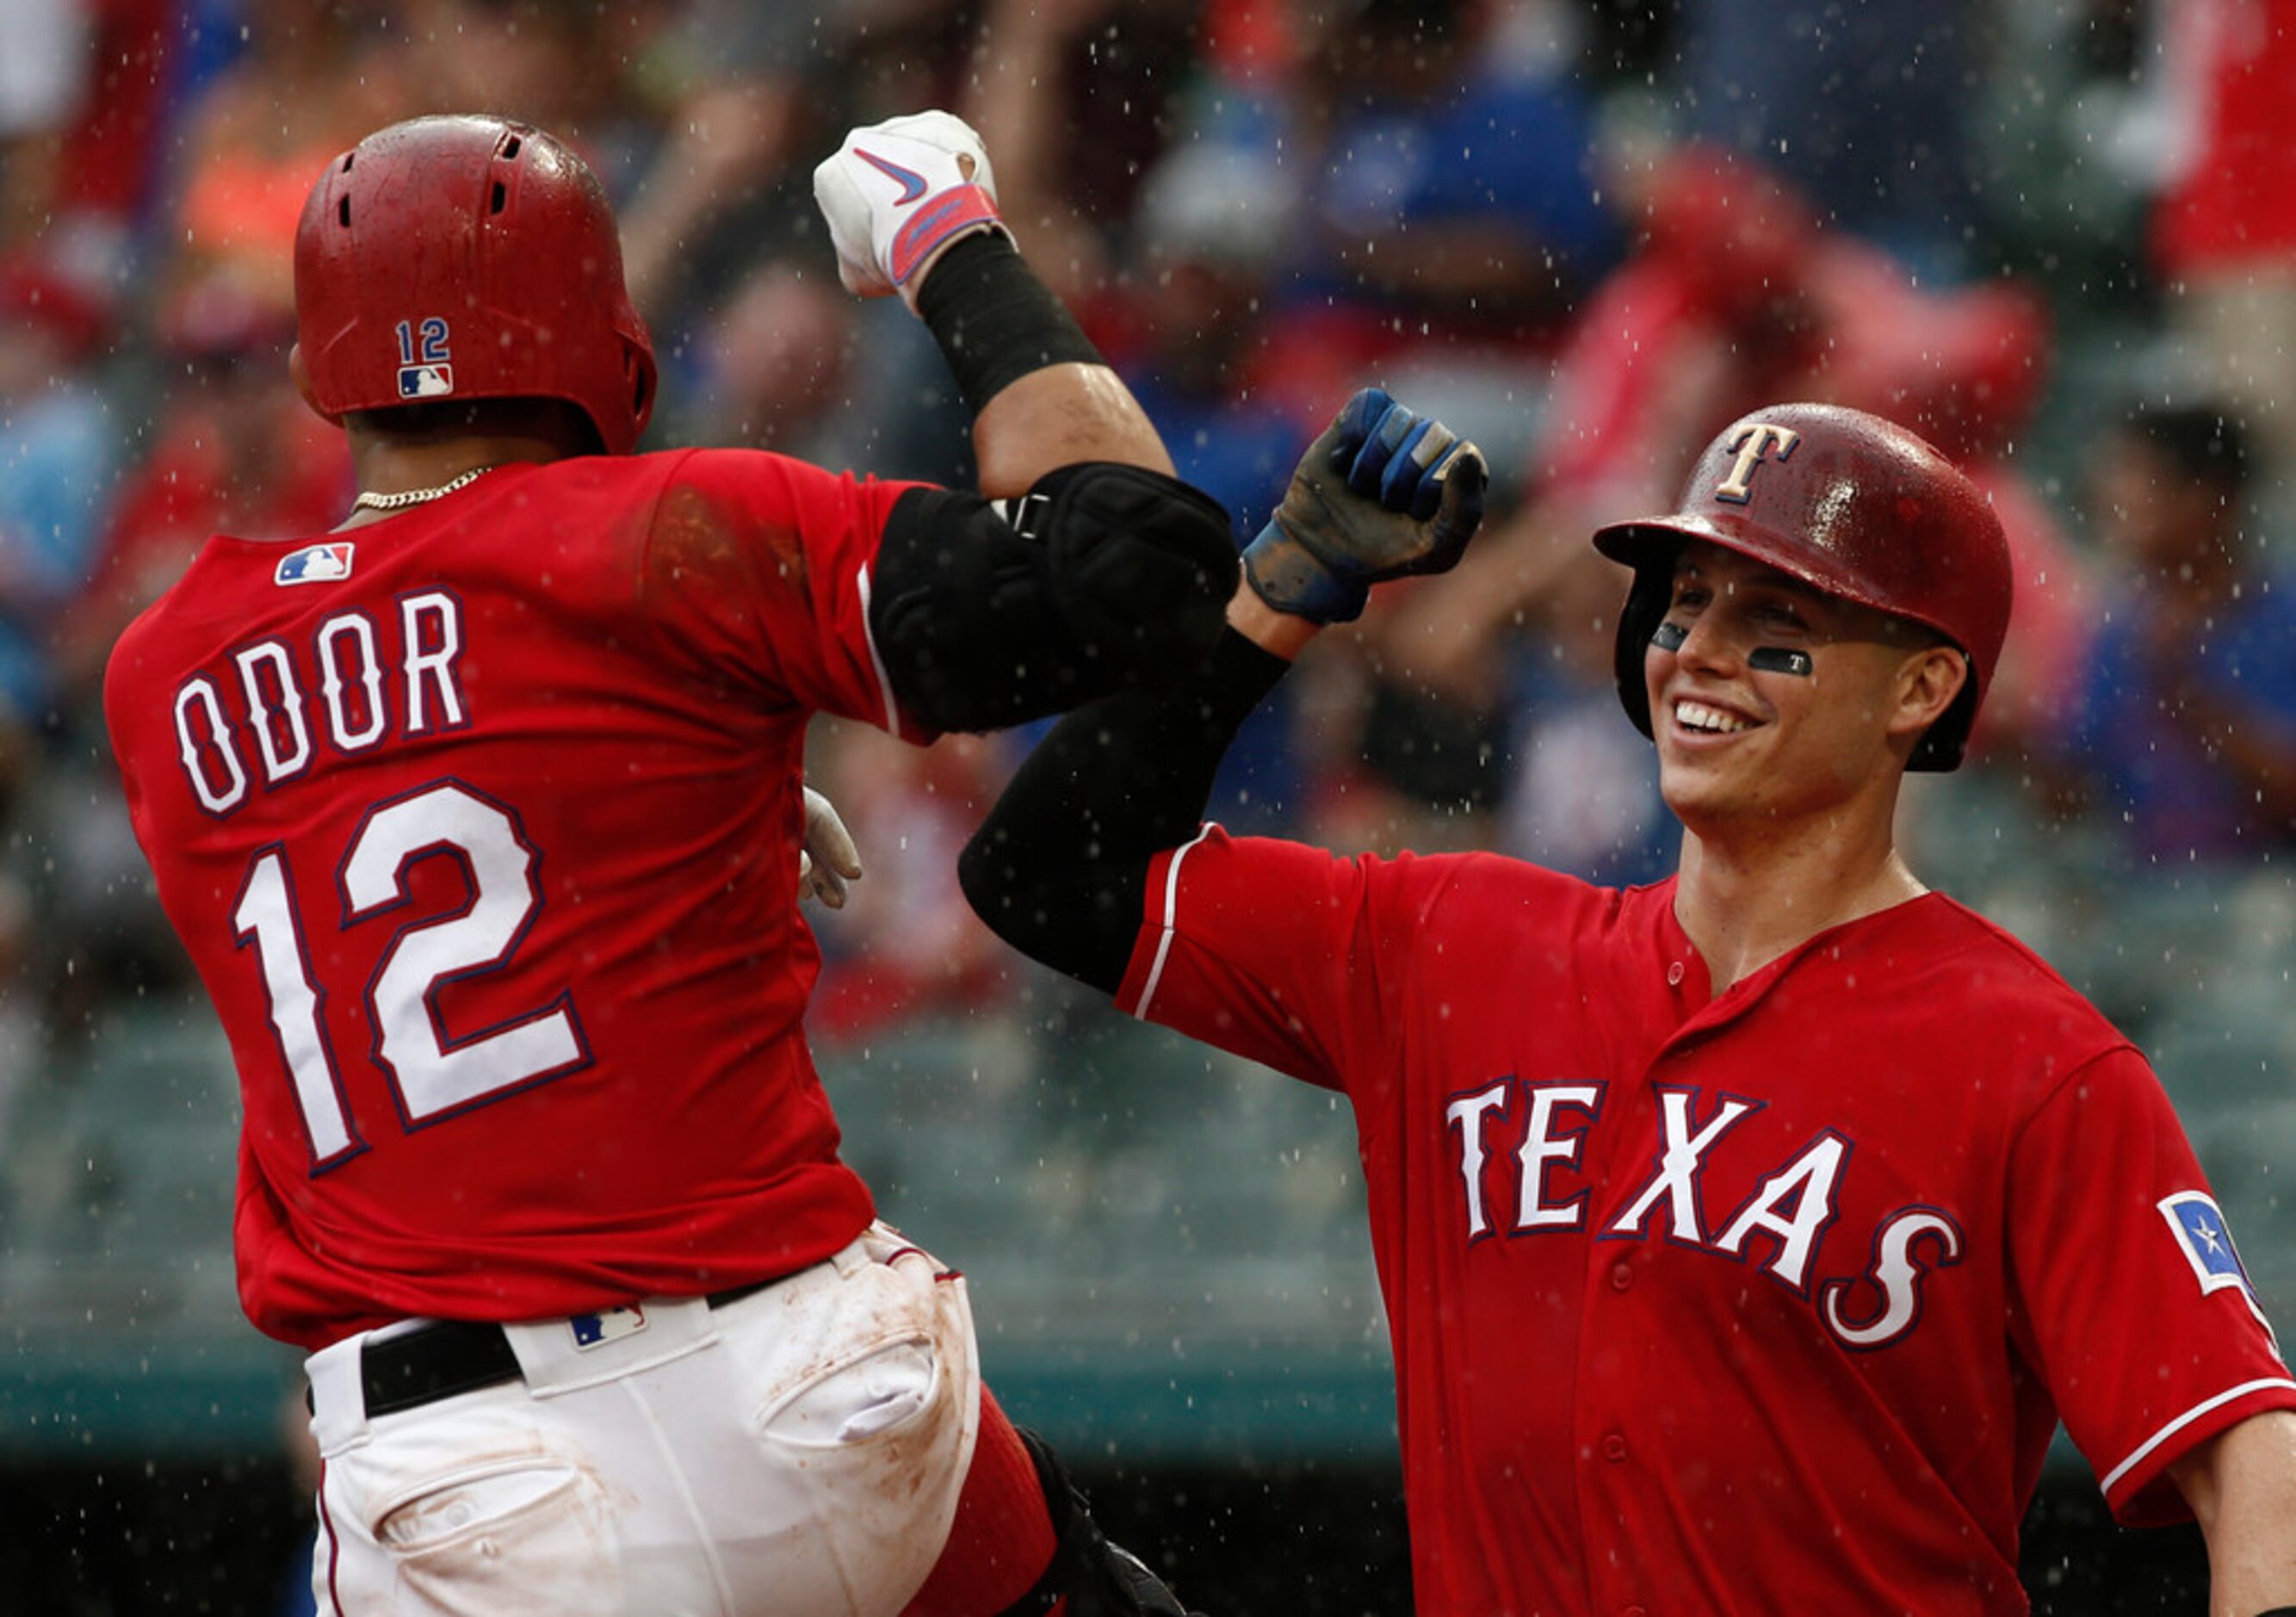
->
568, 1304, 648, 1350
2160, 1191, 2277, 1345
275, 542, 354, 585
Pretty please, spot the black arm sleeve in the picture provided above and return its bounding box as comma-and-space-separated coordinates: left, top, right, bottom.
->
914, 232, 1104, 415
957, 625, 1290, 994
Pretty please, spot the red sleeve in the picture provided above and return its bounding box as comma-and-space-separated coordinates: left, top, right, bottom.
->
1115, 827, 1365, 1087
2007, 1048, 2296, 1523
1114, 826, 1474, 1096
646, 448, 938, 741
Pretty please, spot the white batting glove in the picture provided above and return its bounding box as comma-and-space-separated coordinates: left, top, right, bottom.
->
812, 110, 1008, 311
797, 785, 863, 909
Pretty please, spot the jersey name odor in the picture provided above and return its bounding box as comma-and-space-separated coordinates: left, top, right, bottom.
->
169, 592, 469, 816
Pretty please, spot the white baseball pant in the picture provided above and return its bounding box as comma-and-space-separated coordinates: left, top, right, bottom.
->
301, 1224, 980, 1615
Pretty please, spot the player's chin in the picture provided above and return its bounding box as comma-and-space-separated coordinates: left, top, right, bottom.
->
1657, 764, 1773, 839
1655, 729, 1767, 808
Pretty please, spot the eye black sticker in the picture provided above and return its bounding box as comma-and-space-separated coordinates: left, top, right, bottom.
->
1748, 647, 1813, 677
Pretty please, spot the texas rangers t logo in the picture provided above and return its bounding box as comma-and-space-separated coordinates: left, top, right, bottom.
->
1714, 423, 1800, 505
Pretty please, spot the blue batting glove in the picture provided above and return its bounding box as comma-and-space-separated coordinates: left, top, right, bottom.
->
1242, 387, 1487, 623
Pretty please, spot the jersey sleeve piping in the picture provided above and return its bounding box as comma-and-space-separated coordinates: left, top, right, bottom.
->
2099, 1376, 2296, 1501
855, 561, 901, 735
1127, 821, 1216, 1022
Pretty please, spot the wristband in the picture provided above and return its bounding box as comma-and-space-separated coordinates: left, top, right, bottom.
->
890, 184, 1001, 287
915, 233, 1105, 415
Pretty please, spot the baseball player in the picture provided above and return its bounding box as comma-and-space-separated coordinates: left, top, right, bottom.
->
102, 110, 1228, 1615
960, 391, 2296, 1611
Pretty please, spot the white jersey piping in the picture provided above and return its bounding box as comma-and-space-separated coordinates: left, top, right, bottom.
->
2100, 1376, 2296, 1497
1131, 823, 1215, 1021
856, 562, 901, 735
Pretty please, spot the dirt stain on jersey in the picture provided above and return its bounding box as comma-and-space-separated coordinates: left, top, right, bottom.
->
641, 482, 808, 623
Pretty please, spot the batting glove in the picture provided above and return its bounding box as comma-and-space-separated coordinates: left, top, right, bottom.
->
1243, 387, 1488, 624
797, 785, 863, 908
813, 110, 1009, 311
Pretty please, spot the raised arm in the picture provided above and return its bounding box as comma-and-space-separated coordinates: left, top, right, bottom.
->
814, 109, 1167, 486
959, 389, 1487, 989
814, 112, 1218, 735
956, 597, 1292, 992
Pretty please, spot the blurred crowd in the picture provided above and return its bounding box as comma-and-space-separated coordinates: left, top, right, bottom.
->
2, 0, 2294, 1083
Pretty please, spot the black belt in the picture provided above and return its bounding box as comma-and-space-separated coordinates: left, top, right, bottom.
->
356, 1279, 775, 1419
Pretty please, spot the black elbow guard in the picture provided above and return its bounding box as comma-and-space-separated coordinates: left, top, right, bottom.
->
870, 464, 1239, 733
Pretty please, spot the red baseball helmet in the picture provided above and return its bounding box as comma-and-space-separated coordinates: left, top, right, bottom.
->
294, 115, 657, 455
1591, 403, 2012, 771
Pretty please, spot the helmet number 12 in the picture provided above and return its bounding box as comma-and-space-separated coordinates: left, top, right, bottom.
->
393, 317, 455, 400
394, 317, 451, 366
229, 780, 586, 1170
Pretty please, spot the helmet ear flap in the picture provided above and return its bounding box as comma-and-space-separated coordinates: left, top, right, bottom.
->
1612, 560, 1674, 742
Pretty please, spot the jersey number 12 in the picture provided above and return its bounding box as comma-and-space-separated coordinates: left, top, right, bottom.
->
230, 781, 585, 1168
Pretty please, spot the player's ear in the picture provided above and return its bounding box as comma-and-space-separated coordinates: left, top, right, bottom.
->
288, 344, 332, 426
1887, 644, 1968, 745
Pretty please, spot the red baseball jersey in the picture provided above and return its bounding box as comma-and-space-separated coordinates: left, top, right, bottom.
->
104, 450, 931, 1351
1117, 829, 2296, 1614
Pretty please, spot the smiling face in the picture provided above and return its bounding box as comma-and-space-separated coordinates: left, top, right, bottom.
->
1646, 542, 1968, 838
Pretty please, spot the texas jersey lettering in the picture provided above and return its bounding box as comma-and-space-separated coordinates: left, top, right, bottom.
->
1445, 1074, 1976, 1351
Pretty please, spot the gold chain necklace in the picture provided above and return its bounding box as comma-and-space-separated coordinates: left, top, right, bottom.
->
350, 465, 498, 513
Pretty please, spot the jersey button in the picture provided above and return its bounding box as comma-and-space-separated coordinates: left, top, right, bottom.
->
1610, 1260, 1634, 1292
1602, 1433, 1628, 1463
1666, 960, 1686, 986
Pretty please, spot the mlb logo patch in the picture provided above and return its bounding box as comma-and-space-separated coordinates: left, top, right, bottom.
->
568, 1304, 648, 1350
398, 363, 455, 399
275, 542, 354, 585
2160, 1191, 2277, 1348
